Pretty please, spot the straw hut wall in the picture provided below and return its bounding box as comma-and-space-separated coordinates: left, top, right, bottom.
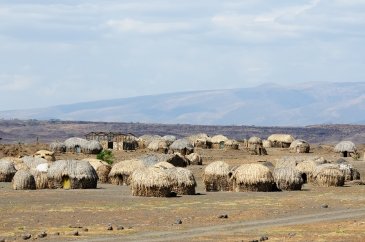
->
185, 153, 203, 165
267, 134, 295, 148
147, 139, 169, 153
169, 139, 194, 155
290, 139, 310, 153
162, 135, 177, 146
334, 141, 357, 157
30, 163, 49, 189
248, 137, 267, 155
49, 141, 66, 153
313, 164, 345, 187
83, 158, 111, 183
166, 167, 196, 195
22, 156, 48, 170
130, 167, 173, 197
12, 170, 36, 190
34, 150, 56, 162
64, 137, 102, 154
295, 160, 317, 183
273, 167, 303, 191
0, 160, 17, 182
187, 133, 212, 148
47, 160, 98, 189
138, 135, 162, 149
230, 163, 276, 192
210, 135, 229, 149
139, 153, 188, 167
108, 159, 146, 185
338, 163, 361, 181
0, 157, 26, 171
225, 139, 239, 150
203, 161, 231, 192
262, 140, 272, 148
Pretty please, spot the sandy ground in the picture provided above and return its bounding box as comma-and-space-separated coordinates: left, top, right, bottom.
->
1, 144, 365, 241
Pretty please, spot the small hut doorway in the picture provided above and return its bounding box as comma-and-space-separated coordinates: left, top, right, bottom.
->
342, 151, 348, 157
219, 141, 225, 149
62, 176, 71, 189
75, 145, 81, 154
108, 141, 113, 149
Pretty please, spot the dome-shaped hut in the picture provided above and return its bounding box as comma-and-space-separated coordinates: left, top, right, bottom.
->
166, 167, 196, 195
47, 160, 98, 189
108, 159, 146, 185
138, 135, 162, 149
312, 164, 345, 187
147, 139, 169, 153
140, 153, 189, 167
334, 141, 357, 158
49, 141, 66, 153
248, 137, 267, 155
262, 139, 272, 148
211, 135, 229, 149
130, 167, 173, 197
83, 158, 111, 183
187, 133, 212, 149
64, 137, 102, 154
21, 156, 48, 170
290, 139, 310, 153
225, 139, 239, 150
273, 167, 303, 191
169, 139, 194, 155
162, 135, 177, 146
230, 163, 276, 192
34, 150, 56, 162
12, 170, 36, 190
1, 157, 27, 171
267, 134, 295, 148
203, 161, 231, 192
185, 153, 203, 165
338, 163, 361, 181
0, 160, 17, 182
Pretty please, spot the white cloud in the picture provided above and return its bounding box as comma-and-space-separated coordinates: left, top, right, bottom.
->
0, 75, 34, 91
106, 18, 191, 34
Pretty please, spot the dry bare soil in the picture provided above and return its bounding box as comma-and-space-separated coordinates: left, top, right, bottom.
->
1, 144, 365, 241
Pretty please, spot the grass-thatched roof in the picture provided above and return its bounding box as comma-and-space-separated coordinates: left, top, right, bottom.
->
147, 139, 169, 152
313, 164, 345, 187
153, 161, 175, 169
139, 153, 189, 167
169, 139, 194, 154
47, 160, 98, 189
248, 136, 262, 145
289, 139, 310, 153
262, 139, 272, 148
130, 167, 173, 197
166, 167, 196, 195
64, 137, 102, 154
273, 167, 303, 191
0, 157, 26, 171
162, 135, 177, 145
21, 156, 48, 169
185, 153, 203, 165
334, 141, 357, 153
204, 161, 230, 177
108, 159, 146, 185
230, 163, 275, 192
203, 161, 231, 192
268, 134, 295, 143
49, 141, 66, 153
82, 158, 111, 183
0, 160, 17, 182
12, 170, 36, 190
211, 135, 229, 144
138, 134, 162, 147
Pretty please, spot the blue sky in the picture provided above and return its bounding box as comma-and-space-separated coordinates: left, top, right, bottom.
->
0, 0, 364, 110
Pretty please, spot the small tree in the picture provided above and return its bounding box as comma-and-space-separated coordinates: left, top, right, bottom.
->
97, 150, 114, 165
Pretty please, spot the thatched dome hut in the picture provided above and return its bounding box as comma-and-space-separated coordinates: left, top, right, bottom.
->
0, 160, 17, 182
262, 140, 272, 148
64, 137, 102, 154
169, 139, 194, 155
185, 153, 203, 165
138, 135, 162, 149
83, 158, 111, 183
273, 167, 303, 191
338, 163, 361, 181
147, 139, 169, 153
290, 139, 310, 153
312, 164, 345, 187
139, 153, 189, 167
248, 137, 267, 155
49, 141, 66, 153
166, 167, 196, 195
108, 159, 146, 185
30, 163, 49, 189
12, 170, 36, 190
21, 156, 48, 169
162, 135, 177, 146
1, 157, 27, 171
187, 133, 212, 149
295, 160, 317, 183
34, 150, 56, 162
153, 161, 175, 169
203, 161, 230, 192
130, 167, 173, 197
267, 134, 295, 148
334, 141, 357, 158
225, 139, 239, 150
211, 135, 229, 149
230, 163, 276, 192
47, 160, 98, 189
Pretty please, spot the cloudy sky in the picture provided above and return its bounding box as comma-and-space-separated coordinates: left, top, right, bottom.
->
0, 0, 364, 110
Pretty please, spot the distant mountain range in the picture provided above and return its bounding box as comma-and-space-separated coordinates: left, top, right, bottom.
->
1, 82, 364, 126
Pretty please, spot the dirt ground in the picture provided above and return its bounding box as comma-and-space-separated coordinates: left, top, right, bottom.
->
1, 143, 365, 242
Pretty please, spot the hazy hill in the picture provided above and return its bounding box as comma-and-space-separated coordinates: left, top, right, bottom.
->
0, 82, 364, 126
